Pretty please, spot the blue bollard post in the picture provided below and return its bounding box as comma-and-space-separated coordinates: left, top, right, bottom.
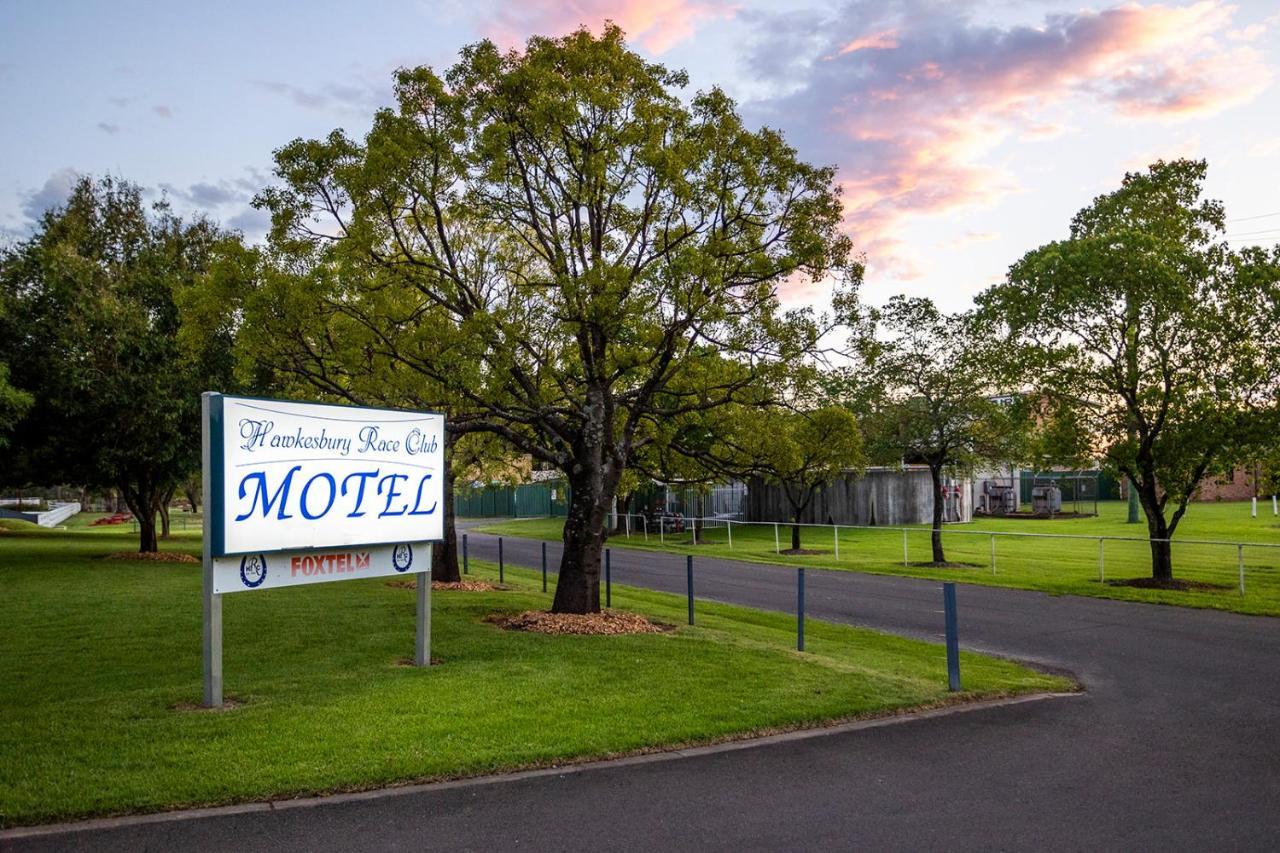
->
943, 582, 961, 691
797, 568, 806, 652
541, 541, 547, 593
605, 548, 612, 608
686, 555, 694, 625
499, 537, 504, 584
462, 534, 469, 575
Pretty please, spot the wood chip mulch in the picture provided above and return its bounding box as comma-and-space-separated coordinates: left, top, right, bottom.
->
104, 551, 199, 564
1106, 577, 1232, 592
486, 609, 671, 636
385, 579, 500, 591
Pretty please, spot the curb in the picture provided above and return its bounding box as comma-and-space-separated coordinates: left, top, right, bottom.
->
0, 690, 1081, 841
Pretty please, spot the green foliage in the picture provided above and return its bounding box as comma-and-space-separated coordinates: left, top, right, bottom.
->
844, 296, 1013, 560
249, 25, 859, 610
735, 405, 864, 537
981, 159, 1280, 579
0, 176, 240, 550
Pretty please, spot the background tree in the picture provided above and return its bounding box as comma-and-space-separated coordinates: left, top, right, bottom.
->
1, 176, 240, 551
255, 26, 856, 612
731, 405, 864, 551
981, 159, 1280, 582
0, 300, 32, 449
847, 296, 1010, 564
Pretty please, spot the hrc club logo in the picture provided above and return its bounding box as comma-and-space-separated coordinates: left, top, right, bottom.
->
392, 543, 414, 573
240, 553, 268, 588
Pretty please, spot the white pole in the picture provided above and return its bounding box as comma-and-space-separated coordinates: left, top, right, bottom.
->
625, 513, 631, 538
642, 516, 648, 541
903, 528, 908, 567
1098, 538, 1104, 583
1238, 544, 1246, 596
415, 543, 433, 666
1272, 495, 1277, 516
1252, 496, 1257, 518
774, 522, 780, 554
990, 534, 996, 575
727, 519, 733, 550
833, 525, 839, 560
660, 519, 664, 545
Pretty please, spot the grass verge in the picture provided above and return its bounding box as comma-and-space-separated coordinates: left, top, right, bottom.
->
0, 527, 1068, 828
472, 501, 1280, 617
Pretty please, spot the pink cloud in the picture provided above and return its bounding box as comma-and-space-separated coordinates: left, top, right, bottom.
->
751, 1, 1274, 282
482, 1, 736, 54
833, 29, 898, 57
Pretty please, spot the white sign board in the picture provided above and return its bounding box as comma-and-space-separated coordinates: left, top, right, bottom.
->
211, 541, 423, 594
210, 395, 444, 557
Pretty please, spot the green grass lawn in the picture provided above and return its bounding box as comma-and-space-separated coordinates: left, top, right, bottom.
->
473, 500, 1280, 617
0, 525, 1067, 828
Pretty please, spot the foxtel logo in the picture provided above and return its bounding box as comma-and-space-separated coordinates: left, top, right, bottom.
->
290, 552, 371, 577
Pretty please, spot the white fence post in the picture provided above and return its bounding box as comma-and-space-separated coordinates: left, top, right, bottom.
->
902, 528, 908, 567
833, 525, 839, 561
727, 519, 733, 550
1238, 544, 1246, 596
774, 522, 780, 554
990, 534, 996, 575
1098, 538, 1104, 583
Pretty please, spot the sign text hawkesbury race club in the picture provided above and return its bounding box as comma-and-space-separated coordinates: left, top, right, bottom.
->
207, 395, 444, 593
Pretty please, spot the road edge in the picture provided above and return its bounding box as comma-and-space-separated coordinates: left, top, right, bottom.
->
1, 690, 1082, 841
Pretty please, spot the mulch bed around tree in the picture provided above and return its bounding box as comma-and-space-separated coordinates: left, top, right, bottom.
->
780, 548, 826, 556
908, 561, 985, 569
485, 609, 672, 636
1105, 577, 1233, 592
104, 551, 199, 564
385, 579, 500, 591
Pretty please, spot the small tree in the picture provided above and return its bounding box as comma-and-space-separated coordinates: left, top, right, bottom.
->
734, 405, 864, 551
1, 177, 239, 551
848, 297, 1010, 564
983, 160, 1280, 582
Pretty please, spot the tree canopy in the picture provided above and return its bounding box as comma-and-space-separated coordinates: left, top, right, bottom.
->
981, 159, 1280, 581
0, 176, 240, 550
845, 295, 1013, 563
252, 26, 858, 612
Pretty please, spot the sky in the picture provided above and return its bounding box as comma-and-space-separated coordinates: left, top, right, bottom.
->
2, 0, 1278, 312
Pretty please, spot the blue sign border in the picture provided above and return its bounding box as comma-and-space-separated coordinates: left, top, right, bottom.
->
205, 393, 446, 559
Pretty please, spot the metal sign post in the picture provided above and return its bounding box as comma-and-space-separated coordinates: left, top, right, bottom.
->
201, 392, 445, 707
202, 393, 222, 707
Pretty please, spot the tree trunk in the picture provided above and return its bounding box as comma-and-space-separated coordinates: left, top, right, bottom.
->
117, 475, 167, 553
184, 484, 200, 514
1137, 474, 1174, 581
1148, 537, 1173, 582
612, 491, 634, 535
693, 491, 704, 544
552, 465, 616, 614
431, 463, 461, 583
791, 513, 802, 551
158, 484, 176, 538
929, 464, 946, 564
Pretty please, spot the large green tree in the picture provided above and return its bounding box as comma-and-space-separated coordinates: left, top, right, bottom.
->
253, 26, 856, 612
1, 176, 239, 551
981, 159, 1280, 582
847, 296, 1012, 563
